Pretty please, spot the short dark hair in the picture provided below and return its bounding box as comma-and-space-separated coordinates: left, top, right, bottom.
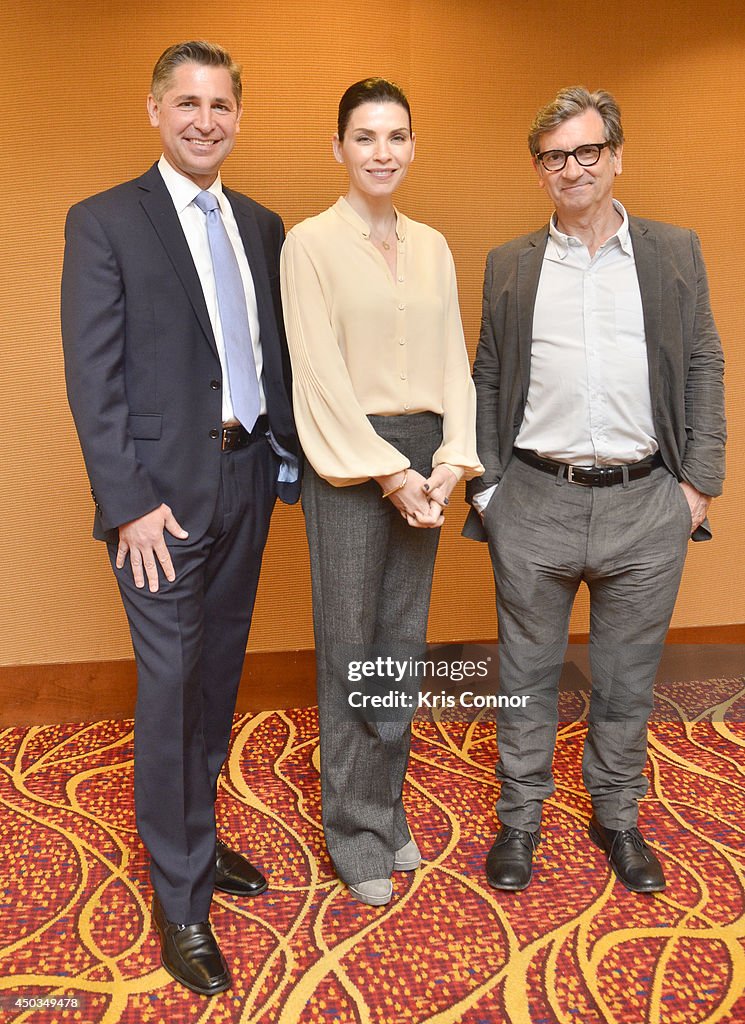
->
337, 78, 411, 140
528, 86, 624, 156
150, 40, 242, 105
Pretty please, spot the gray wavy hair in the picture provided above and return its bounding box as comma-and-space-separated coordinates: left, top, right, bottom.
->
528, 86, 624, 156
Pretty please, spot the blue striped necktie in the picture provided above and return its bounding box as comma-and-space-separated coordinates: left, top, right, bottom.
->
194, 190, 260, 431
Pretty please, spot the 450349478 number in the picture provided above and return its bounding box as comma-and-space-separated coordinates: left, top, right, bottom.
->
0, 995, 80, 1011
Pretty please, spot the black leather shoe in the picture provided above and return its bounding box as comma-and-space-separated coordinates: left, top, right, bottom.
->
588, 816, 666, 892
152, 895, 230, 995
485, 824, 541, 891
214, 838, 268, 897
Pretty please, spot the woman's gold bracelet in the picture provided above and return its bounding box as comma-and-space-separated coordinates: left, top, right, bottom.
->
381, 469, 408, 500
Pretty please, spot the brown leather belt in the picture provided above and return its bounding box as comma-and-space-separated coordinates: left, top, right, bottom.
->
513, 447, 662, 487
221, 415, 269, 451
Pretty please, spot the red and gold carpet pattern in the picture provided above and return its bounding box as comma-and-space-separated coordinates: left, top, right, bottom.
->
0, 679, 743, 1023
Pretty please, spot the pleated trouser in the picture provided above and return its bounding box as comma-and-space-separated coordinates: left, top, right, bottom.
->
302, 412, 442, 885
483, 456, 692, 832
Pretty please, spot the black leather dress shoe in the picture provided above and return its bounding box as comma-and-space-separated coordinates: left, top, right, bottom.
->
588, 816, 666, 892
214, 838, 268, 897
485, 824, 541, 891
152, 895, 230, 995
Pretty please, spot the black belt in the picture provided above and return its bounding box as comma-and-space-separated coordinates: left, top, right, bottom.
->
513, 447, 662, 487
221, 415, 269, 452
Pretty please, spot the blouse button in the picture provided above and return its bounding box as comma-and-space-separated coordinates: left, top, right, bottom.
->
398, 302, 405, 310
399, 338, 406, 346
400, 372, 407, 380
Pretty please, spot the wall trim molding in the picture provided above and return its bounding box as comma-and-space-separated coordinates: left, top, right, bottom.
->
1, 624, 743, 727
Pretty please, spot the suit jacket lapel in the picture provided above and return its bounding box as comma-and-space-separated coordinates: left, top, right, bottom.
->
517, 227, 549, 400
136, 164, 218, 355
629, 218, 661, 407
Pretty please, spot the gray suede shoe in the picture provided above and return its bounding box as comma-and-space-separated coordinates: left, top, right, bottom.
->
347, 878, 393, 906
393, 839, 421, 871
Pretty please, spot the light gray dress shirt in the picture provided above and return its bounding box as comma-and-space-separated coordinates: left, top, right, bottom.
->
474, 201, 656, 513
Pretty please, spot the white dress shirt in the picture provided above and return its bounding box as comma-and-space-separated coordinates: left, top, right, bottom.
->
157, 156, 266, 420
516, 200, 656, 464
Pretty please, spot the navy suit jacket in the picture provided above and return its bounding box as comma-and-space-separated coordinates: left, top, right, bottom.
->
62, 163, 301, 544
464, 216, 726, 542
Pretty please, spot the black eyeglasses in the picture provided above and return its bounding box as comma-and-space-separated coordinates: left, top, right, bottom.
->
535, 142, 611, 172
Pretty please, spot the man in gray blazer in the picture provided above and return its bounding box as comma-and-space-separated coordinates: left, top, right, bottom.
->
61, 42, 300, 994
464, 87, 725, 894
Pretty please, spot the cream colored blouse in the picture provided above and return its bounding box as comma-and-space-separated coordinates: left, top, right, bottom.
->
280, 197, 483, 486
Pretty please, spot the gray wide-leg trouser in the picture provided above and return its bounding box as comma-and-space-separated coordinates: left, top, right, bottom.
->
303, 413, 442, 886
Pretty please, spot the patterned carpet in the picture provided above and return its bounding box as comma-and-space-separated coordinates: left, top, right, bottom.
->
0, 679, 743, 1024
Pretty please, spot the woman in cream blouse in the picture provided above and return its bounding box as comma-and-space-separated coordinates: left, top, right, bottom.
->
281, 78, 482, 906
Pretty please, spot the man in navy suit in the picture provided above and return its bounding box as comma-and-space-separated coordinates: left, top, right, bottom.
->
61, 41, 300, 995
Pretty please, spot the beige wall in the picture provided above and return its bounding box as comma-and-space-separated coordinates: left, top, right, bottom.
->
1, 0, 743, 666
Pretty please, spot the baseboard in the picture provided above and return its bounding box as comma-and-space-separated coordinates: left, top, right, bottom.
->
0, 649, 318, 727
1, 624, 743, 727
568, 623, 745, 644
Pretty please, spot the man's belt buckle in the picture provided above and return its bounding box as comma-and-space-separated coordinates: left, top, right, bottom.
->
566, 464, 617, 486
221, 426, 241, 451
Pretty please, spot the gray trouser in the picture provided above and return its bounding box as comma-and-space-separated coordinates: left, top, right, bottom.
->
483, 456, 691, 832
302, 413, 442, 885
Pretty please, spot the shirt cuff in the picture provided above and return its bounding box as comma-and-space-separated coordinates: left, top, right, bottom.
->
471, 483, 498, 515
266, 429, 300, 484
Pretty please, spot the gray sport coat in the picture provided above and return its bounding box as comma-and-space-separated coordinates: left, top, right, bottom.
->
464, 216, 726, 542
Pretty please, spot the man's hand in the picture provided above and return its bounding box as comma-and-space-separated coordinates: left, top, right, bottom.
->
376, 469, 445, 528
116, 504, 189, 591
679, 481, 712, 534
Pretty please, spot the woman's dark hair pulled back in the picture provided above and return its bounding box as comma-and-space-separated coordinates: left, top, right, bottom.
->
337, 78, 412, 140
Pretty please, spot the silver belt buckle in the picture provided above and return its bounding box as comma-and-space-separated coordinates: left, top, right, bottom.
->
567, 465, 577, 483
